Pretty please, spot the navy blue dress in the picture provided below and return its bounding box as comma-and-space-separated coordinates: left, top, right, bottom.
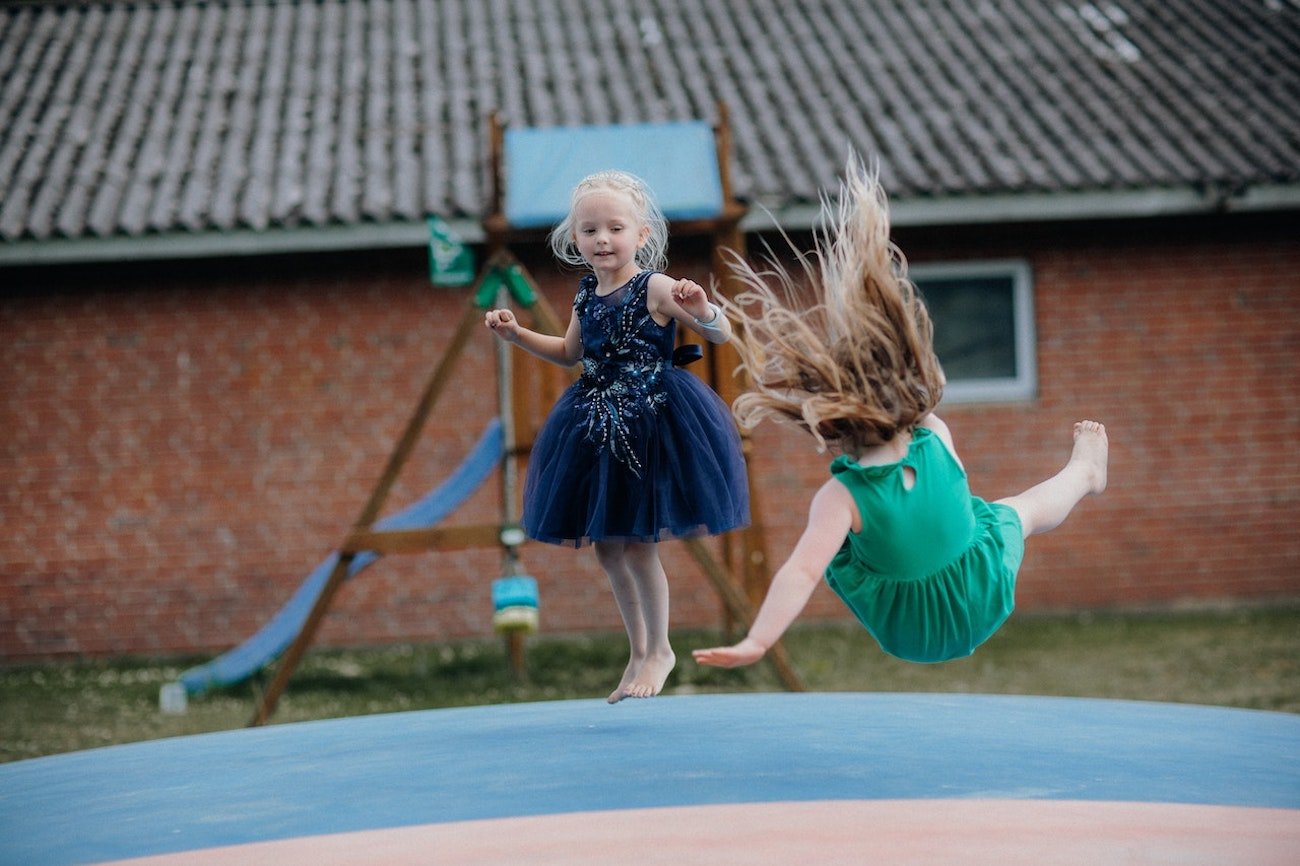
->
523, 270, 750, 547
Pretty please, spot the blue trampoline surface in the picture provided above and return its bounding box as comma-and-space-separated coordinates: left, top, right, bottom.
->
1, 693, 1297, 865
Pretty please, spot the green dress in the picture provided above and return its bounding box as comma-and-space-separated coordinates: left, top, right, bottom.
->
824, 427, 1024, 663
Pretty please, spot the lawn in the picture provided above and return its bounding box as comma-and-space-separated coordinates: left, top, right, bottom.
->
2, 607, 1296, 763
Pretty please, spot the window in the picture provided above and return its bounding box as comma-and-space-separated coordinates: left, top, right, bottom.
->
911, 260, 1036, 403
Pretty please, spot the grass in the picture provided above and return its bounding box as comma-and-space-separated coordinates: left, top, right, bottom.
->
2, 607, 1296, 764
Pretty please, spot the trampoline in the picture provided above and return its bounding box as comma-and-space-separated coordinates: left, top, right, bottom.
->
1, 692, 1296, 864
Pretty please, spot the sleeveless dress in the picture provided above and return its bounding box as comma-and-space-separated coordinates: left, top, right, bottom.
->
824, 427, 1024, 663
522, 270, 750, 547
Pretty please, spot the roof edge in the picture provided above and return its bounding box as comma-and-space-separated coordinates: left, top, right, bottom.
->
745, 183, 1300, 231
0, 219, 486, 267
2, 185, 1296, 267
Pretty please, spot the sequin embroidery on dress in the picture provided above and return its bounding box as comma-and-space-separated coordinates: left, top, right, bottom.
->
573, 272, 669, 477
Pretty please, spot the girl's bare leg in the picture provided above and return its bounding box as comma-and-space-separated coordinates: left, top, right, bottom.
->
617, 542, 676, 700
593, 540, 648, 703
997, 421, 1108, 538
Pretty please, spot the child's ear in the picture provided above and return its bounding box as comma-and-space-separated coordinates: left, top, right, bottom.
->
638, 222, 650, 247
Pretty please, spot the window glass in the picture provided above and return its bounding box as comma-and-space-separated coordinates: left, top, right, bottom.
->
912, 261, 1036, 403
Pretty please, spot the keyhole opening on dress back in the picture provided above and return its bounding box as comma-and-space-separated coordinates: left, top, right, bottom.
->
902, 466, 916, 491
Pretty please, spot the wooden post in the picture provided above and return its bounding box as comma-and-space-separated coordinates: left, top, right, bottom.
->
496, 277, 530, 683
705, 101, 774, 618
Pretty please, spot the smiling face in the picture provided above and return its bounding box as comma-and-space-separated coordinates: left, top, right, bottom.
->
571, 190, 649, 288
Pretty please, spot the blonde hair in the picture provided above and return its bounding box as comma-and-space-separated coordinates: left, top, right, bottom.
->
548, 170, 669, 272
720, 162, 945, 454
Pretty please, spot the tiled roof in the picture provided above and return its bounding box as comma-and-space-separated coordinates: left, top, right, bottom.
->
0, 0, 1297, 250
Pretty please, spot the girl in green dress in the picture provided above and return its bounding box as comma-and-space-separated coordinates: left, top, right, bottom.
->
693, 164, 1108, 669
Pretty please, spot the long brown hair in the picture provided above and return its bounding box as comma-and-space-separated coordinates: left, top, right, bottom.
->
720, 163, 945, 454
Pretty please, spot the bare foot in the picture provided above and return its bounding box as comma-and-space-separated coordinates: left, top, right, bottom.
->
1071, 420, 1109, 495
617, 649, 676, 700
607, 660, 641, 704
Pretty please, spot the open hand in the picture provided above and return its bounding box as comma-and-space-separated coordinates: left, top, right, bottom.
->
692, 637, 766, 669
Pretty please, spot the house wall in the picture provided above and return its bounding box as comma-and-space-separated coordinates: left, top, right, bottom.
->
2, 215, 1297, 661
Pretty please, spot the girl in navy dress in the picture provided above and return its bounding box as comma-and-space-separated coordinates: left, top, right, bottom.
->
485, 170, 749, 703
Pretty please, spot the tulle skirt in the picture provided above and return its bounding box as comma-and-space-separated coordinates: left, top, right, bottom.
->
522, 369, 750, 547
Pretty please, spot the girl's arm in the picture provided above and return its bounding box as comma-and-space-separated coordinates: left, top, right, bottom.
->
692, 479, 856, 668
484, 306, 583, 367
645, 273, 733, 344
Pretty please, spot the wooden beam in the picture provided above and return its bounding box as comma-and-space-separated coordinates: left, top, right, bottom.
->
683, 537, 804, 692
248, 295, 488, 726
342, 525, 504, 555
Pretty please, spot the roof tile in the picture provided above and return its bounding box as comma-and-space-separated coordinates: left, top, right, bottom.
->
0, 0, 1295, 243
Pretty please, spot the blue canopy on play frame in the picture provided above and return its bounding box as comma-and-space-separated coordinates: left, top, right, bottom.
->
503, 121, 725, 229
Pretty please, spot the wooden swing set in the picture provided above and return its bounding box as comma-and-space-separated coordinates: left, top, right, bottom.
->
249, 108, 803, 727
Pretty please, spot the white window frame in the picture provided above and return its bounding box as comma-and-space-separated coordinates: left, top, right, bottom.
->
910, 259, 1037, 404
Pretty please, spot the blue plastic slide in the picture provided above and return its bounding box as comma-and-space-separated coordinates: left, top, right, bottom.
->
173, 419, 504, 698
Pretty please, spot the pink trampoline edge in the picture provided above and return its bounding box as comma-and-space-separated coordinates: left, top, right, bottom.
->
96, 799, 1300, 866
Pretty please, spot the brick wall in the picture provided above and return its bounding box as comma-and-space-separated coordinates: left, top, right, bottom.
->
2, 215, 1297, 661
902, 215, 1300, 611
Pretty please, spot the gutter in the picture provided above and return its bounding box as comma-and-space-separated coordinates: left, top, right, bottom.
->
1, 184, 1297, 267
0, 219, 486, 267
744, 183, 1300, 232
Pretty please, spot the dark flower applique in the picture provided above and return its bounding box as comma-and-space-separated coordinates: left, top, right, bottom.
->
573, 275, 669, 476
